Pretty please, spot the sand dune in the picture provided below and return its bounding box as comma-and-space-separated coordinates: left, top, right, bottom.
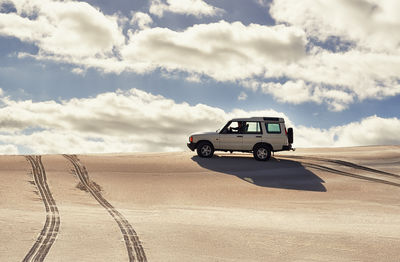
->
1, 146, 399, 261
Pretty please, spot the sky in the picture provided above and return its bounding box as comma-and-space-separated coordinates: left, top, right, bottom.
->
0, 0, 399, 154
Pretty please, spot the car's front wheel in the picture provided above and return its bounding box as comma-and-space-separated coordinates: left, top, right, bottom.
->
197, 141, 214, 158
253, 144, 271, 161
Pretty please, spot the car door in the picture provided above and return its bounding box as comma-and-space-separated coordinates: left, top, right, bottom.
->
262, 122, 284, 150
218, 121, 243, 150
241, 121, 263, 150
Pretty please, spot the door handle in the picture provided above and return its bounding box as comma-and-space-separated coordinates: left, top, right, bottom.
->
237, 135, 243, 137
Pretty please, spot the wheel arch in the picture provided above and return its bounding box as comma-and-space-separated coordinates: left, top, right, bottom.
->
253, 142, 273, 152
197, 140, 215, 149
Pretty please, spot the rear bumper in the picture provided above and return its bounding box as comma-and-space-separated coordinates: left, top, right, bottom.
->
187, 142, 197, 151
281, 145, 294, 151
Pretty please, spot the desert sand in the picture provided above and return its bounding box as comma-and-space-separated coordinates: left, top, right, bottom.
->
1, 146, 399, 261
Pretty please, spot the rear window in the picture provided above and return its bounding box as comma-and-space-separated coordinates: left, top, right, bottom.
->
266, 123, 281, 133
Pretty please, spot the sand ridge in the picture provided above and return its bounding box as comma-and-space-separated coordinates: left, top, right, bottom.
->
0, 146, 399, 261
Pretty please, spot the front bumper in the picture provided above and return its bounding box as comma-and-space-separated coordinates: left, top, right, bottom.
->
187, 142, 197, 151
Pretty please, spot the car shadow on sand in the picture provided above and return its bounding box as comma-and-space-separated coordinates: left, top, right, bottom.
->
191, 154, 327, 192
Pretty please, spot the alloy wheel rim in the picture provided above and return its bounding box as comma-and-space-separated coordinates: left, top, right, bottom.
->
201, 145, 212, 156
257, 148, 267, 159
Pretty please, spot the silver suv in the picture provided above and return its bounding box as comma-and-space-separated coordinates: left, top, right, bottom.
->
187, 117, 294, 161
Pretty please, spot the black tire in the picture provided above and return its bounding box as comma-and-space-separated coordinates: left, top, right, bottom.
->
253, 144, 271, 161
197, 141, 214, 158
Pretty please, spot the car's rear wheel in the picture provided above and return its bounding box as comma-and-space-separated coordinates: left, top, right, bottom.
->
197, 141, 214, 158
253, 144, 271, 161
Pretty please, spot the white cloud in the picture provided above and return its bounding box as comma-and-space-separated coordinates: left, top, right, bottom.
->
261, 80, 316, 105
295, 116, 400, 148
0, 88, 398, 154
0, 87, 290, 154
294, 126, 335, 148
122, 21, 306, 81
71, 67, 86, 75
280, 49, 400, 101
0, 144, 18, 154
149, 0, 223, 18
0, 88, 228, 154
238, 92, 247, 101
270, 0, 400, 53
0, 0, 125, 57
240, 80, 259, 92
255, 0, 269, 7
333, 116, 400, 147
259, 80, 354, 111
185, 73, 202, 83
130, 11, 153, 30
246, 0, 400, 110
1, 0, 400, 111
2, 5, 307, 80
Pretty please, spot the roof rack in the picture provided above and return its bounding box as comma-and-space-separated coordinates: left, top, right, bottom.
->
263, 117, 280, 121
230, 117, 284, 122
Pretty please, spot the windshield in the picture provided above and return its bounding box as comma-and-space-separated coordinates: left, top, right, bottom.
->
218, 121, 231, 133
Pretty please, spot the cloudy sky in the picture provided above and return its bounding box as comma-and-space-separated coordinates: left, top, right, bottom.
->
0, 0, 399, 154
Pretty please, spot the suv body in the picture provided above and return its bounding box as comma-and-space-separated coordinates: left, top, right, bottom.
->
187, 117, 294, 161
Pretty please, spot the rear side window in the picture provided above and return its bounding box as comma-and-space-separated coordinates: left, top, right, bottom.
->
266, 123, 281, 133
244, 122, 262, 134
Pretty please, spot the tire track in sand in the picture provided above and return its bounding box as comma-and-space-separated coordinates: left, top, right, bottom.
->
23, 156, 60, 262
279, 155, 400, 188
63, 154, 147, 262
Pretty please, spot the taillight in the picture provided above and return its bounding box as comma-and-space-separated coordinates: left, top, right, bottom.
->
285, 128, 288, 136
189, 136, 193, 143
